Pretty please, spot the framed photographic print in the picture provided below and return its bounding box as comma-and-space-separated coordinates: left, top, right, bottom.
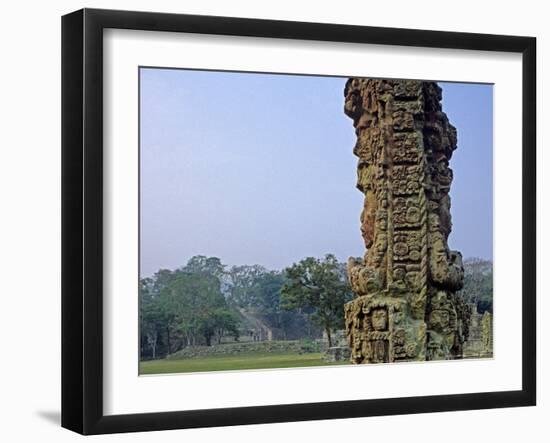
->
61, 8, 536, 435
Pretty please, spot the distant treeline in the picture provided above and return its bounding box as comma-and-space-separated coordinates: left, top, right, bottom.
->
458, 257, 493, 314
140, 254, 352, 359
140, 255, 493, 360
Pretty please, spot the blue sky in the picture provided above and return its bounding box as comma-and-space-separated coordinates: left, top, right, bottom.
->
140, 68, 493, 277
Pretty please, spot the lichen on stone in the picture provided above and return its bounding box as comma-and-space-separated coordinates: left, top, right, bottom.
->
343, 78, 468, 363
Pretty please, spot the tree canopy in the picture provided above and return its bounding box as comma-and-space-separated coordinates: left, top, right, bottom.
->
139, 257, 238, 357
140, 254, 492, 359
280, 254, 353, 347
458, 258, 493, 314
140, 254, 354, 359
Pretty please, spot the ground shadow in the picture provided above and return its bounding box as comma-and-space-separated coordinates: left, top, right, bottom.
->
36, 410, 60, 426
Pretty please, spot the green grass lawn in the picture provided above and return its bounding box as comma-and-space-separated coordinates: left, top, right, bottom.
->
140, 351, 349, 375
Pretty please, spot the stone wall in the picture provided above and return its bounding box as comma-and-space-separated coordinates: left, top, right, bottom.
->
166, 339, 323, 359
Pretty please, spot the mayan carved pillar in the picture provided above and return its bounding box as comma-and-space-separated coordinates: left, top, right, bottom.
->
343, 79, 466, 363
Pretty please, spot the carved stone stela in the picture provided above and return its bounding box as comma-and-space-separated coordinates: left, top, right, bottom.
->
343, 79, 467, 363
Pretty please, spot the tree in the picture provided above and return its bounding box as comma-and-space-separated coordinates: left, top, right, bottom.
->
204, 308, 240, 345
139, 256, 243, 357
182, 256, 225, 281
280, 254, 352, 347
458, 258, 493, 314
149, 269, 178, 353
247, 271, 291, 330
140, 275, 174, 358
227, 264, 267, 307
165, 266, 233, 347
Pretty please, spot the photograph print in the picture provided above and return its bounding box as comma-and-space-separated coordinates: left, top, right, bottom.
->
138, 68, 493, 375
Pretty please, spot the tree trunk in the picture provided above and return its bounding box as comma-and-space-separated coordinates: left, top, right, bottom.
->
326, 327, 333, 348
166, 327, 171, 354
147, 332, 158, 359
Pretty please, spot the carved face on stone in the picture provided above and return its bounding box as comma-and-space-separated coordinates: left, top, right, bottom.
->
371, 308, 388, 331
428, 213, 441, 232
429, 309, 451, 331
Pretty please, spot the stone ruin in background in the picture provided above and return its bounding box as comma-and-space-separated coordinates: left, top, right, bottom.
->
463, 304, 493, 358
343, 78, 470, 363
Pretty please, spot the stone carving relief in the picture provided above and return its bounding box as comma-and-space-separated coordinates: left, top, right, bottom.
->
343, 79, 467, 363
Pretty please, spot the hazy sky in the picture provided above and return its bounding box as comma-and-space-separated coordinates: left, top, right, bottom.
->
140, 68, 493, 277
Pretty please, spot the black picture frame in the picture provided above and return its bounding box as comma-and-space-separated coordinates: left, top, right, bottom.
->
61, 8, 536, 435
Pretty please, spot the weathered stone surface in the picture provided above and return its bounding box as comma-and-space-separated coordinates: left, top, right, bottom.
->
323, 346, 352, 362
463, 304, 493, 358
343, 78, 467, 364
321, 329, 349, 351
